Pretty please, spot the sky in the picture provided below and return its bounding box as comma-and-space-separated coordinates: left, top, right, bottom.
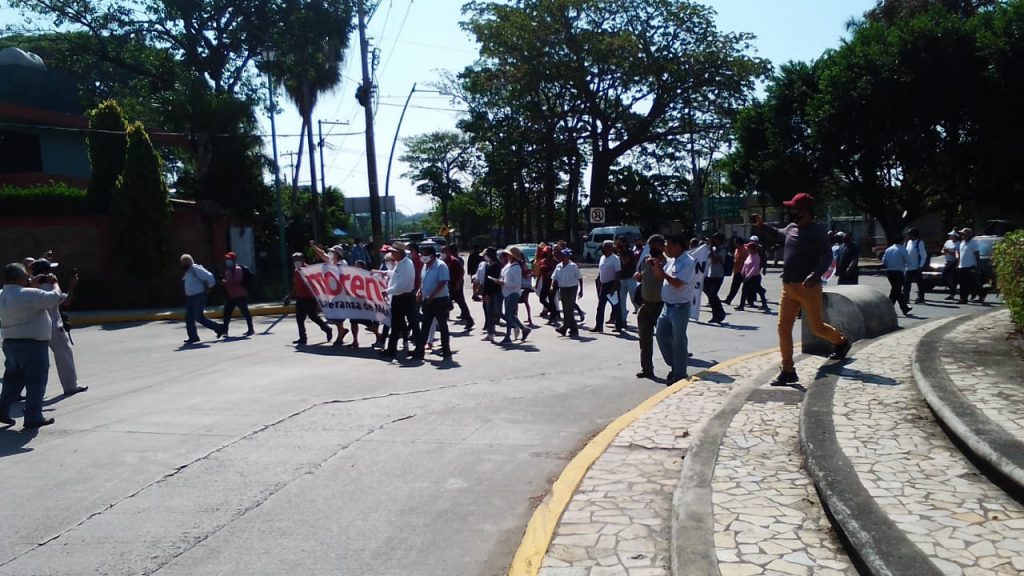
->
1, 0, 876, 215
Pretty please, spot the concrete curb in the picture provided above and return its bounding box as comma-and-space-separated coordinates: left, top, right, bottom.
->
800, 334, 944, 576
912, 310, 1024, 500
669, 363, 779, 576
71, 304, 294, 327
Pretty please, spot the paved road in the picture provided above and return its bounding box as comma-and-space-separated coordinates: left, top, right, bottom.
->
0, 271, 980, 576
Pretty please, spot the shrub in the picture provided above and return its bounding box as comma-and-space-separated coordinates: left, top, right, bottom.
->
0, 182, 88, 215
993, 229, 1024, 330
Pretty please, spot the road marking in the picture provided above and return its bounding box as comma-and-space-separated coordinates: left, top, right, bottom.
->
506, 346, 781, 576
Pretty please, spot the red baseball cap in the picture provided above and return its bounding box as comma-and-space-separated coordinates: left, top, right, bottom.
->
224, 251, 237, 259
783, 193, 815, 209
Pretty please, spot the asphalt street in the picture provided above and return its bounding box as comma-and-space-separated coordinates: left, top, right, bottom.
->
0, 270, 982, 576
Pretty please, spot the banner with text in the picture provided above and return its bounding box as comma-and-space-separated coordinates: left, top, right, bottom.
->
688, 244, 711, 321
299, 264, 391, 325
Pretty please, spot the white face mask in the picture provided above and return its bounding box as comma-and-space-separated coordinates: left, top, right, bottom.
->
293, 261, 303, 269
420, 255, 432, 265
386, 261, 396, 270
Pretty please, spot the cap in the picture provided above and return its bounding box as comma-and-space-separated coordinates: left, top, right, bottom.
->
291, 252, 304, 260
30, 258, 58, 274
749, 235, 760, 243
960, 227, 973, 236
836, 231, 846, 239
783, 192, 815, 209
328, 245, 344, 255
419, 242, 438, 255
224, 251, 237, 260
560, 248, 574, 257
379, 244, 393, 253
948, 229, 960, 237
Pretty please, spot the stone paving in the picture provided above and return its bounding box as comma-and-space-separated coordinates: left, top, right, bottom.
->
712, 387, 855, 576
832, 319, 1024, 576
539, 352, 780, 576
936, 310, 1024, 442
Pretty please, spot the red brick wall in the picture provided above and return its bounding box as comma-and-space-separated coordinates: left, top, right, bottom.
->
0, 211, 229, 309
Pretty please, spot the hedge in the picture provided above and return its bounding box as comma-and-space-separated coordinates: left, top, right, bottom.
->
0, 182, 88, 215
993, 229, 1024, 330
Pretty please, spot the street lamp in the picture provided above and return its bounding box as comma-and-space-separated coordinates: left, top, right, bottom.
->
261, 48, 288, 289
384, 84, 444, 240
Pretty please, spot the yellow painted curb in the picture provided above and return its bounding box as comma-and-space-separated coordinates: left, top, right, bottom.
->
507, 345, 781, 576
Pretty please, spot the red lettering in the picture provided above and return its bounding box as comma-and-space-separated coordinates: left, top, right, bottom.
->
324, 271, 342, 296
350, 275, 366, 300
306, 272, 325, 295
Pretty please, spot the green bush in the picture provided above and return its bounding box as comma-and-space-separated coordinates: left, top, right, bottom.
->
993, 229, 1024, 330
0, 182, 88, 215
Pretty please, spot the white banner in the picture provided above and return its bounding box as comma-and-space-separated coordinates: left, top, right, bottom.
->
299, 264, 392, 325
688, 244, 711, 321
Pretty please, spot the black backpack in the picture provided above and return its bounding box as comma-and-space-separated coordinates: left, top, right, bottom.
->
240, 265, 255, 292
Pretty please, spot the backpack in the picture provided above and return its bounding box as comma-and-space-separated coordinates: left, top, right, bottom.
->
241, 265, 255, 292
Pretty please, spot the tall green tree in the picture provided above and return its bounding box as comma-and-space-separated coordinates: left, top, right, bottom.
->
111, 122, 171, 278
400, 131, 478, 228
85, 99, 129, 212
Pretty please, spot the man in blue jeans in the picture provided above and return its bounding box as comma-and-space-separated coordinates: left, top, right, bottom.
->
1, 262, 65, 428
650, 235, 696, 383
181, 254, 225, 345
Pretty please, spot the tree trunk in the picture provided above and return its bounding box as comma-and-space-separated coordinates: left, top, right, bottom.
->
292, 118, 307, 193
566, 149, 581, 248
542, 153, 557, 240
589, 151, 613, 224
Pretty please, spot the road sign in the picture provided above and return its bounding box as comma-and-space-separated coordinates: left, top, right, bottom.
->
589, 207, 606, 224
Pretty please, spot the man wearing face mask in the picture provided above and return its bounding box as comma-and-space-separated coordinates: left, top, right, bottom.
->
220, 251, 254, 337
634, 234, 666, 380
415, 243, 452, 359
753, 193, 851, 387
284, 252, 332, 346
180, 254, 225, 345
380, 243, 421, 359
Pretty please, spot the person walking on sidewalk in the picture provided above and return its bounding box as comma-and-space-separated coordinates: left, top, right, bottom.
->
381, 243, 420, 358
414, 244, 452, 360
724, 237, 747, 306
942, 230, 960, 300
30, 259, 87, 397
635, 235, 665, 379
738, 241, 767, 312
957, 227, 986, 304
220, 251, 255, 337
704, 233, 728, 323
0, 263, 65, 428
835, 232, 860, 285
651, 234, 696, 383
904, 228, 929, 304
592, 240, 622, 333
882, 236, 913, 316
753, 193, 852, 387
553, 249, 583, 337
180, 254, 225, 345
285, 252, 332, 346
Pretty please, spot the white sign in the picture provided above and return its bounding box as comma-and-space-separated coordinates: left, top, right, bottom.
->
299, 263, 392, 325
688, 244, 711, 321
589, 207, 606, 224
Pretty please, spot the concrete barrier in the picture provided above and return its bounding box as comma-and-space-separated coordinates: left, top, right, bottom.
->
802, 285, 898, 355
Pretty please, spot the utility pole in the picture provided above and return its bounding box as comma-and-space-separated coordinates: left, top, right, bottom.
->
318, 119, 351, 205
357, 0, 383, 244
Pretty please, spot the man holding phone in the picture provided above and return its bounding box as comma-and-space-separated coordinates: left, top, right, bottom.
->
752, 194, 851, 387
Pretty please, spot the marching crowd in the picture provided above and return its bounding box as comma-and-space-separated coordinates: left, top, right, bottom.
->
0, 191, 997, 429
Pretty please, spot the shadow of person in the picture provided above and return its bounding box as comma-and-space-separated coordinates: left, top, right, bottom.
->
0, 427, 38, 458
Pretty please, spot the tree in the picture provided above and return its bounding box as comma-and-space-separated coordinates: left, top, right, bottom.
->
400, 131, 479, 228
111, 122, 172, 278
85, 100, 129, 212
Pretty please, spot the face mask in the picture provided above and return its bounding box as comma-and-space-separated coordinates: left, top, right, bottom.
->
386, 261, 396, 270
225, 260, 235, 267
420, 255, 432, 264
293, 261, 303, 269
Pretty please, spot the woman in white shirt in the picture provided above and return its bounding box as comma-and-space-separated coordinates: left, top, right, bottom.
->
491, 250, 531, 345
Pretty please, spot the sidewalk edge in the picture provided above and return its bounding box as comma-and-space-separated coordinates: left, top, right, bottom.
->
506, 346, 780, 576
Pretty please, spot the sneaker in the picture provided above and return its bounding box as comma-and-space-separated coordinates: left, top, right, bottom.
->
521, 328, 532, 342
244, 330, 255, 337
829, 339, 852, 361
24, 417, 55, 429
770, 371, 800, 386
292, 338, 306, 345
183, 338, 200, 345
556, 326, 567, 336
498, 337, 513, 345
636, 371, 654, 379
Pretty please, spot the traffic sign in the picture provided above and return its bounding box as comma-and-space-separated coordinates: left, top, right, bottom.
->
589, 207, 606, 224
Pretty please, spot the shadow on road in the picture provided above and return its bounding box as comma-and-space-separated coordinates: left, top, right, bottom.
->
0, 427, 37, 458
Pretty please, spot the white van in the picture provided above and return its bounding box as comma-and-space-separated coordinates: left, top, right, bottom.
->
584, 225, 642, 263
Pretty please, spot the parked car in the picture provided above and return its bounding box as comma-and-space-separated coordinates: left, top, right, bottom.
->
506, 243, 538, 265
583, 226, 642, 263
920, 235, 1003, 293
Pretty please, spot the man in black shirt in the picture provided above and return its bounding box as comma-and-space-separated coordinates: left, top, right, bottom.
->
754, 193, 851, 387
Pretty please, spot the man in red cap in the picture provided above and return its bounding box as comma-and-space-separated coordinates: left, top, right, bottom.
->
220, 251, 254, 337
754, 193, 851, 386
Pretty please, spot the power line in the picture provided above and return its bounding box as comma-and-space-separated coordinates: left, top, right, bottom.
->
375, 102, 467, 113
379, 0, 414, 75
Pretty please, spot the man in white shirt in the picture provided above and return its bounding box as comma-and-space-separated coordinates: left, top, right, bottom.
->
881, 236, 913, 316
380, 242, 421, 358
941, 230, 960, 300
591, 240, 622, 333
651, 235, 696, 382
957, 227, 986, 304
30, 259, 88, 397
904, 228, 929, 304
1, 263, 65, 428
181, 254, 224, 345
552, 249, 584, 337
